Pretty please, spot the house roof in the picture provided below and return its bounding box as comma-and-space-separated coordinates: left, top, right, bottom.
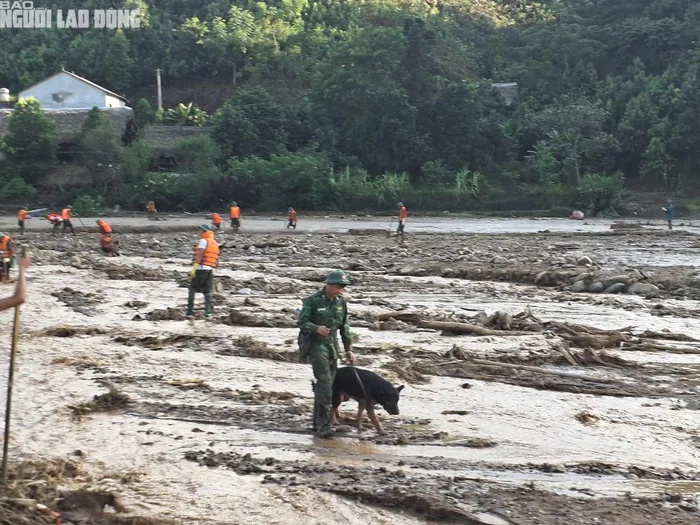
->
18, 69, 128, 102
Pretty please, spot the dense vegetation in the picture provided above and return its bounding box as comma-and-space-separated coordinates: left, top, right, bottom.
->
1, 0, 699, 213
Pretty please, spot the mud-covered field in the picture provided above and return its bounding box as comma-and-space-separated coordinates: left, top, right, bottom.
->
1, 219, 700, 524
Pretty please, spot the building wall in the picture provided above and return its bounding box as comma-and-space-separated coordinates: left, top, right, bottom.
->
17, 73, 119, 109
104, 95, 125, 108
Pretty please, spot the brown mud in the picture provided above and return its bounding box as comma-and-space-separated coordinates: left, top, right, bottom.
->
3, 225, 700, 524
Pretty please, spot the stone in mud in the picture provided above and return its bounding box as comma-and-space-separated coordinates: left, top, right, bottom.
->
588, 282, 605, 293
571, 280, 588, 293
491, 256, 507, 264
577, 255, 593, 265
627, 282, 661, 296
602, 274, 632, 287
603, 283, 626, 294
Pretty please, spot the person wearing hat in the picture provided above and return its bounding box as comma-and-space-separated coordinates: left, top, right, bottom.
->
96, 219, 119, 256
61, 206, 75, 236
17, 206, 29, 236
229, 201, 241, 232
186, 224, 220, 317
397, 202, 407, 238
147, 200, 157, 221
287, 207, 297, 229
662, 199, 674, 230
296, 270, 356, 438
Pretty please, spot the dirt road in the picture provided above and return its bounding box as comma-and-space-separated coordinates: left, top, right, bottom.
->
0, 219, 699, 524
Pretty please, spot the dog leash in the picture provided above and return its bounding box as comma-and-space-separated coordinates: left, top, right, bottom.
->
350, 365, 371, 405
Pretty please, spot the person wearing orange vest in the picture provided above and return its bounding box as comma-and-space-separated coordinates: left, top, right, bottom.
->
287, 207, 297, 229
0, 232, 16, 282
96, 219, 112, 234
0, 251, 29, 311
61, 206, 75, 236
229, 201, 241, 232
186, 224, 220, 317
95, 219, 119, 256
211, 212, 222, 230
397, 202, 407, 238
17, 206, 29, 236
147, 201, 157, 221
47, 213, 63, 236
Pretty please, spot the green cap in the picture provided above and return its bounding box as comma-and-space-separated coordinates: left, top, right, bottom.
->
199, 224, 211, 232
288, 207, 293, 211
324, 270, 351, 285
397, 202, 403, 207
22, 206, 28, 210
230, 201, 237, 206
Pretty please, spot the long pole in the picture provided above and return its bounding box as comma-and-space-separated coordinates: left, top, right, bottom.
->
156, 68, 163, 111
2, 246, 26, 481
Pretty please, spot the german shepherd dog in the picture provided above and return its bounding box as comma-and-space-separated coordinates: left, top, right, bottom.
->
330, 367, 404, 435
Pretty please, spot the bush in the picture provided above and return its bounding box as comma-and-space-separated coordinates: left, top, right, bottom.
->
0, 177, 38, 200
71, 193, 107, 216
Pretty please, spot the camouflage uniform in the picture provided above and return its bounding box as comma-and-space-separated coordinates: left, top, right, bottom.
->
297, 285, 352, 436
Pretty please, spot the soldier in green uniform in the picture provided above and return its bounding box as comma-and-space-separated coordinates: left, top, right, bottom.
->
297, 270, 356, 438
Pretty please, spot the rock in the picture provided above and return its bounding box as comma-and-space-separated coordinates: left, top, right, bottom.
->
491, 256, 507, 264
571, 280, 588, 293
603, 283, 626, 294
628, 269, 644, 281
627, 282, 661, 296
577, 256, 593, 265
588, 282, 605, 293
602, 274, 632, 287
237, 288, 253, 295
571, 210, 585, 220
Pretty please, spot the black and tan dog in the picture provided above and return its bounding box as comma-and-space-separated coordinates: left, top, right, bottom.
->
330, 367, 404, 435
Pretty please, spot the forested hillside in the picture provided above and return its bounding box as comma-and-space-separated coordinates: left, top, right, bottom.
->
1, 0, 699, 213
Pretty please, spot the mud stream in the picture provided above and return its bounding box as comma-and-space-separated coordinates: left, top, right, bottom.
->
1, 222, 700, 524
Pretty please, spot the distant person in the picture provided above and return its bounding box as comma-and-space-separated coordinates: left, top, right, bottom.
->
187, 224, 220, 318
662, 200, 673, 230
147, 200, 157, 221
47, 213, 63, 236
17, 206, 29, 236
211, 212, 222, 231
100, 233, 120, 257
0, 232, 16, 282
96, 219, 112, 235
397, 202, 407, 238
287, 207, 297, 229
61, 206, 75, 236
0, 254, 29, 311
229, 201, 241, 232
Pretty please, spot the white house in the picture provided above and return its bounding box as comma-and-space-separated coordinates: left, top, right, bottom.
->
18, 69, 128, 109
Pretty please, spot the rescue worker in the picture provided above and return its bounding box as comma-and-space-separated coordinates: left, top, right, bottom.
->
229, 201, 241, 232
397, 202, 407, 238
662, 199, 674, 230
96, 219, 112, 234
297, 270, 356, 438
0, 253, 29, 311
287, 207, 297, 229
17, 206, 29, 236
0, 232, 16, 283
147, 201, 157, 221
211, 212, 222, 231
47, 213, 63, 236
61, 206, 75, 236
100, 233, 120, 257
186, 224, 220, 318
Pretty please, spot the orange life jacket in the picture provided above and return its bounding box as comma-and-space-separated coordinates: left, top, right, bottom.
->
212, 213, 222, 224
61, 208, 71, 220
100, 233, 112, 248
229, 206, 240, 219
47, 213, 61, 223
147, 201, 156, 212
97, 220, 112, 234
194, 232, 220, 267
17, 209, 28, 221
288, 210, 297, 221
0, 235, 15, 258
398, 206, 407, 220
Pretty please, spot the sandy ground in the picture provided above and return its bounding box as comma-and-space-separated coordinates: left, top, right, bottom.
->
0, 215, 699, 524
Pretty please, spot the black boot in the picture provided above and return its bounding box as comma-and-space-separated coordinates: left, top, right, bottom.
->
204, 293, 214, 317
315, 404, 335, 438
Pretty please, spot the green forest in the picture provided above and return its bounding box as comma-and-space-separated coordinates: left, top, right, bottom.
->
1, 0, 699, 214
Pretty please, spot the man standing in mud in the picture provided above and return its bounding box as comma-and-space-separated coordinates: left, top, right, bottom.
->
186, 225, 220, 318
397, 202, 407, 238
297, 270, 355, 438
662, 200, 674, 230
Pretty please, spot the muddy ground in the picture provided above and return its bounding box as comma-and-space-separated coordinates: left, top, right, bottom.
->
1, 219, 699, 524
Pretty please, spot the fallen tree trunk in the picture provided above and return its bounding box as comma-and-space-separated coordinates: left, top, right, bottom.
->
418, 320, 533, 336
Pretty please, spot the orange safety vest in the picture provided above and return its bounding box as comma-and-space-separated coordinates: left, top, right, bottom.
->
288, 210, 297, 221
17, 209, 28, 221
229, 206, 240, 219
194, 232, 220, 268
100, 233, 113, 248
212, 213, 222, 225
398, 206, 407, 221
48, 213, 62, 223
147, 201, 156, 212
97, 220, 112, 234
0, 235, 15, 258
61, 208, 71, 220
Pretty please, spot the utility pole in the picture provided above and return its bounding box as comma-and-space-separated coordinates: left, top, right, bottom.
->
156, 68, 163, 110
233, 63, 237, 88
